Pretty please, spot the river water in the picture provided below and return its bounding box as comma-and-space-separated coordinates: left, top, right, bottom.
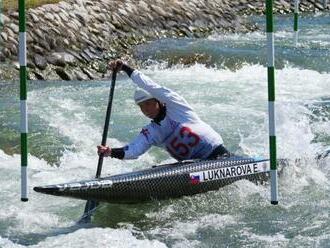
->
0, 13, 329, 247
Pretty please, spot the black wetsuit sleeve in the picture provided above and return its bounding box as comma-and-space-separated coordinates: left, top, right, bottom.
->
121, 64, 134, 77
110, 148, 125, 159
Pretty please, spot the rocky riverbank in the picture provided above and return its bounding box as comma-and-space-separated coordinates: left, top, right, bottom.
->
0, 0, 329, 81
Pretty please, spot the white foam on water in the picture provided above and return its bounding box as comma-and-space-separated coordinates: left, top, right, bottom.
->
0, 78, 164, 245
285, 233, 330, 247
0, 228, 167, 248
0, 81, 160, 243
208, 31, 266, 42
0, 148, 165, 247
208, 15, 330, 49
0, 150, 78, 235
29, 88, 103, 153
1, 61, 329, 246
0, 237, 25, 248
140, 63, 330, 246
26, 64, 329, 165
28, 83, 158, 173
26, 228, 166, 248
144, 64, 329, 108
240, 229, 289, 245
145, 64, 329, 156
147, 214, 236, 247
0, 137, 154, 234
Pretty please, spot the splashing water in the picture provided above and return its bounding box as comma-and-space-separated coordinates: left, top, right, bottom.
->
0, 13, 329, 247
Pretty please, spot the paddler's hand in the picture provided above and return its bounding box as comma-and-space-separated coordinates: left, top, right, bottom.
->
97, 145, 111, 157
108, 59, 123, 72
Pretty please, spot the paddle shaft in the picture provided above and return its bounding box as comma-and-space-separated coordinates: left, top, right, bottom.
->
96, 70, 117, 178
79, 70, 117, 224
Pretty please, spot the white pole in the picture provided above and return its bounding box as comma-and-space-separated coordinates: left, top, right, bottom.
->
266, 0, 278, 205
19, 0, 28, 202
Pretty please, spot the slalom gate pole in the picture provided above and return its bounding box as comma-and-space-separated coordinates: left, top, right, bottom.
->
294, 0, 299, 46
266, 0, 278, 205
19, 0, 28, 202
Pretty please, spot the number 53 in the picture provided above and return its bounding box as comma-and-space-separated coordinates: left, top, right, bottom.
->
167, 127, 200, 158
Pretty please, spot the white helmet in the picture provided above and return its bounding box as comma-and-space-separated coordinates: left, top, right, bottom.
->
134, 88, 154, 104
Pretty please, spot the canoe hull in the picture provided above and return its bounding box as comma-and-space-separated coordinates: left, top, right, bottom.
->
34, 157, 270, 203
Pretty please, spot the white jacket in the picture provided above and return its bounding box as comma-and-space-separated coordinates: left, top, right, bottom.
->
123, 70, 223, 161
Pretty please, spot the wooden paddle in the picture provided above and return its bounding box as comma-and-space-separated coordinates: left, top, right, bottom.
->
78, 69, 118, 224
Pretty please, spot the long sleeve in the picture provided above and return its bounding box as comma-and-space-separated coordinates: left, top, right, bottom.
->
123, 127, 155, 159
130, 70, 199, 122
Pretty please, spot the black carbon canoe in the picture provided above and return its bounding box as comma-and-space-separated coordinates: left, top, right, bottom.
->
34, 157, 270, 203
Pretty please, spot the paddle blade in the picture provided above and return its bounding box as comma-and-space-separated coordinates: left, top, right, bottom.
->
77, 200, 99, 224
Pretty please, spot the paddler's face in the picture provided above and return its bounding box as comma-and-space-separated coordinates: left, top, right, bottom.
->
138, 99, 160, 119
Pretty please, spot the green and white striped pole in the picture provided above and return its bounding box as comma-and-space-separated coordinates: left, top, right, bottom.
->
294, 0, 299, 46
19, 0, 28, 202
266, 0, 278, 205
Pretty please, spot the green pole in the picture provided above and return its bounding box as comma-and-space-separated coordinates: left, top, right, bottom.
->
19, 0, 28, 202
294, 0, 299, 46
266, 0, 278, 205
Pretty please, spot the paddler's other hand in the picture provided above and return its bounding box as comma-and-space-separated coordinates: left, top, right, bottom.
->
108, 59, 123, 72
97, 145, 111, 157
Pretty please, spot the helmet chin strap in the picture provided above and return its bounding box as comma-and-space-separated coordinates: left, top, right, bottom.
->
152, 102, 166, 125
